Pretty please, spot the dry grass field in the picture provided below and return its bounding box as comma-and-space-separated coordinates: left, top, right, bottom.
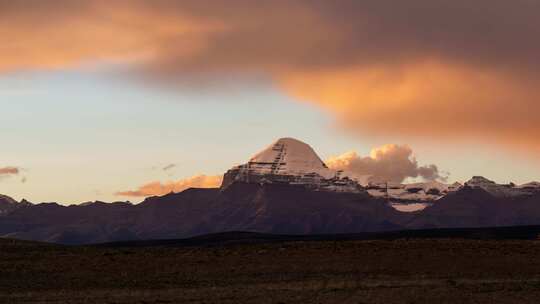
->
2, 237, 540, 303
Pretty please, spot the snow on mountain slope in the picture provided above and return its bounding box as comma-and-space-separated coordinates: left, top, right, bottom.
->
371, 176, 540, 213
465, 176, 539, 197
366, 181, 462, 202
366, 181, 463, 212
246, 137, 335, 178
518, 182, 540, 189
391, 203, 431, 212
465, 176, 498, 189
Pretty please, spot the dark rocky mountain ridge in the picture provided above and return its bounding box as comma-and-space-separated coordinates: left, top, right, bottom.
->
1, 180, 540, 245
0, 195, 31, 216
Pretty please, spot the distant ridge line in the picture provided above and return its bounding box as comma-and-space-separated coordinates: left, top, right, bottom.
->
94, 225, 540, 248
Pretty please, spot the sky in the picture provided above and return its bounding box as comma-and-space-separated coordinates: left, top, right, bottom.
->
1, 0, 540, 204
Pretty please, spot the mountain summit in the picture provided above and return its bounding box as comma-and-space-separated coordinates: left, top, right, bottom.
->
0, 195, 31, 215
247, 137, 333, 177
221, 137, 361, 192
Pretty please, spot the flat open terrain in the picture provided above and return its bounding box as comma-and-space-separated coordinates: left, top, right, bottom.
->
2, 237, 540, 303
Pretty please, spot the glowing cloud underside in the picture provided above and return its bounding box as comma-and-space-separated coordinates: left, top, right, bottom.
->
3, 1, 540, 152
115, 175, 223, 197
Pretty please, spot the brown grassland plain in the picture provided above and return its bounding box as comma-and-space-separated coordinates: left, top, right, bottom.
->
2, 238, 540, 303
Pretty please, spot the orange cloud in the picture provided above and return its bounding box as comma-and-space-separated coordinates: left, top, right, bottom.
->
115, 174, 223, 197
0, 167, 19, 176
0, 1, 223, 72
3, 1, 540, 152
280, 62, 540, 150
326, 144, 444, 183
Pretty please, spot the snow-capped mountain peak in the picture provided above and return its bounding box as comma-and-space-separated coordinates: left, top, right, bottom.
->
247, 137, 334, 178
465, 176, 540, 197
518, 181, 540, 189
465, 176, 497, 187
221, 138, 362, 192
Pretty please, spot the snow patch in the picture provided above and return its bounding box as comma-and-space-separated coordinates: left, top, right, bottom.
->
465, 176, 540, 197
390, 202, 431, 212
366, 180, 462, 201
